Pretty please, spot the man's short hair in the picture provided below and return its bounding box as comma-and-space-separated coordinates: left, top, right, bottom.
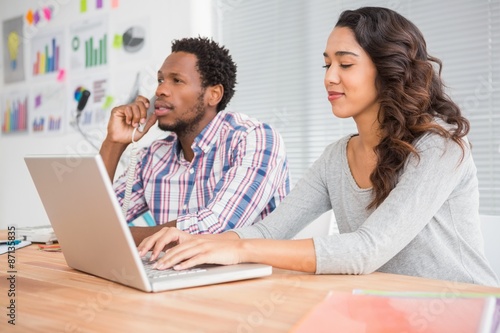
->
171, 37, 237, 112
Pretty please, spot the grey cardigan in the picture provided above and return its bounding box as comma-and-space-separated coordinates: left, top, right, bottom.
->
235, 130, 499, 287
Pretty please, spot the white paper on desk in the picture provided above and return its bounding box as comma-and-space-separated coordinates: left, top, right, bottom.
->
0, 241, 32, 255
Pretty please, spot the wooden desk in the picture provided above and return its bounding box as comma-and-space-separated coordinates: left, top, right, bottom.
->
1, 245, 499, 332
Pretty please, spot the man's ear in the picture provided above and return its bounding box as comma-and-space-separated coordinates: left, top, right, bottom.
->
206, 84, 223, 107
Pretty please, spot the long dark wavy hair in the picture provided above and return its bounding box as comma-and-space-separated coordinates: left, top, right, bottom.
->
335, 7, 470, 209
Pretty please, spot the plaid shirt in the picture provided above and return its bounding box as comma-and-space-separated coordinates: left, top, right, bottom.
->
114, 111, 290, 234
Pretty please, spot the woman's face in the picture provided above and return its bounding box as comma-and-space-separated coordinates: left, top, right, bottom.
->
323, 27, 380, 122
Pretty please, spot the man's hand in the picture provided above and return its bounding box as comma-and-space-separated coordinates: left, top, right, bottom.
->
105, 95, 157, 144
100, 95, 158, 180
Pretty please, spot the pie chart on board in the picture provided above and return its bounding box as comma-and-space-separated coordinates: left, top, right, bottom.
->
122, 26, 145, 53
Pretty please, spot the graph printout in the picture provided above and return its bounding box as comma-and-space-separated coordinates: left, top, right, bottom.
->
1, 91, 29, 135
69, 74, 110, 129
70, 16, 109, 72
3, 16, 25, 83
31, 83, 66, 135
111, 17, 151, 62
31, 31, 65, 77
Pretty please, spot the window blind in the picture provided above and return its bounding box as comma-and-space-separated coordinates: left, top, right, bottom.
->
215, 0, 500, 215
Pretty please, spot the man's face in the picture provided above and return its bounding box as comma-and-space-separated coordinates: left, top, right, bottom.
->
154, 52, 212, 136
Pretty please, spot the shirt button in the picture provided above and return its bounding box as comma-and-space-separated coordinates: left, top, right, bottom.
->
189, 168, 194, 174
183, 204, 188, 210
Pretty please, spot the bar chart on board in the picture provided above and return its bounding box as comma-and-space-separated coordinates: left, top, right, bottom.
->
31, 31, 64, 77
1, 93, 28, 134
31, 83, 66, 135
70, 17, 109, 71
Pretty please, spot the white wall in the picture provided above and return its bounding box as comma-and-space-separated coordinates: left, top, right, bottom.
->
480, 215, 500, 279
293, 211, 338, 239
0, 0, 213, 229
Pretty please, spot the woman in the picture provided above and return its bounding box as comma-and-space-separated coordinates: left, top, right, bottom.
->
138, 7, 499, 286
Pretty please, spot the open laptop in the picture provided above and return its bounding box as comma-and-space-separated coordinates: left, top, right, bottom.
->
24, 154, 272, 292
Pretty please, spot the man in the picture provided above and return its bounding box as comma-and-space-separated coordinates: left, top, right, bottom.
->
100, 37, 290, 245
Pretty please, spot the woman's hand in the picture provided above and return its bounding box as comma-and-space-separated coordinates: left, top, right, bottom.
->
138, 227, 194, 260
137, 227, 244, 270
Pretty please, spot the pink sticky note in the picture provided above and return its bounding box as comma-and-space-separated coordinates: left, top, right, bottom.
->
111, 0, 119, 9
42, 7, 52, 21
57, 69, 66, 82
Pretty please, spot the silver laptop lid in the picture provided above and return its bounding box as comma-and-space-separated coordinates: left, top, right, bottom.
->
25, 154, 152, 291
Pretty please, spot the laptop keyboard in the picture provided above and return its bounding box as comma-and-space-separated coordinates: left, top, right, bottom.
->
142, 258, 207, 279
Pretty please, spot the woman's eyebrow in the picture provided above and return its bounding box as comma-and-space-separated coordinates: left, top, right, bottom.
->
323, 51, 359, 58
335, 50, 359, 57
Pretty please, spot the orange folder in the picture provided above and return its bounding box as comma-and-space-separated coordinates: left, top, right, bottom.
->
291, 291, 499, 333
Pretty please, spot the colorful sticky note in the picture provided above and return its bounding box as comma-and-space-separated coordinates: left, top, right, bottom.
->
34, 10, 40, 25
112, 34, 123, 49
103, 96, 114, 109
57, 69, 66, 82
111, 0, 119, 9
42, 7, 52, 21
35, 95, 42, 108
96, 0, 103, 9
80, 0, 87, 13
26, 10, 34, 25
